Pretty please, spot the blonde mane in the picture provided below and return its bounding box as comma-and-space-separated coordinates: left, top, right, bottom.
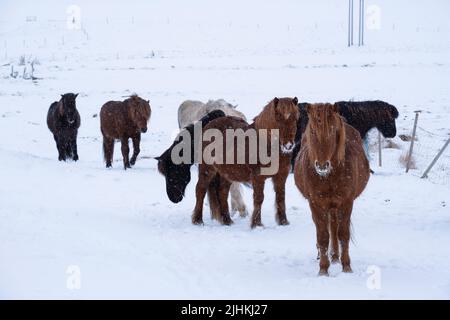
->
305, 104, 346, 164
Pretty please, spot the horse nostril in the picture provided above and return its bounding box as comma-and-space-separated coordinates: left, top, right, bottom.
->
325, 160, 331, 168
314, 160, 319, 167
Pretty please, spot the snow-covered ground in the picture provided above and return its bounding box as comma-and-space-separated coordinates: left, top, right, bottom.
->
0, 0, 449, 299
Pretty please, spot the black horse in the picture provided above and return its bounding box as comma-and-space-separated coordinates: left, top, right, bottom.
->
291, 100, 399, 169
155, 109, 226, 203
47, 93, 80, 161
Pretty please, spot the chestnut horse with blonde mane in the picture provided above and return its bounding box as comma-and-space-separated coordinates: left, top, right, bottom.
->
294, 103, 369, 275
193, 97, 299, 228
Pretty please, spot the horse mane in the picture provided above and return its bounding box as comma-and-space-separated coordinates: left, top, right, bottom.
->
126, 94, 151, 121
253, 99, 277, 129
158, 109, 226, 164
335, 114, 347, 163
304, 104, 347, 164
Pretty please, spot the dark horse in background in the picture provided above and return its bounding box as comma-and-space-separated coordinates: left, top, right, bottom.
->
156, 110, 226, 204
47, 93, 80, 161
291, 100, 399, 170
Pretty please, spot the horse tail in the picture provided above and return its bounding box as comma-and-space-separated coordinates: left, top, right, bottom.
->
207, 174, 222, 221
102, 135, 107, 163
350, 219, 356, 245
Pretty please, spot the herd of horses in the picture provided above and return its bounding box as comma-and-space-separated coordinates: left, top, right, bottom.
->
46, 93, 399, 275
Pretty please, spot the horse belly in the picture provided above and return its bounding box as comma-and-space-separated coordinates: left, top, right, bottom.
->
214, 164, 252, 183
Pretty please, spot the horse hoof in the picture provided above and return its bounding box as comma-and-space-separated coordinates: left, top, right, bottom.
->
130, 159, 136, 165
73, 155, 79, 161
331, 255, 340, 264
250, 222, 264, 229
192, 218, 204, 225
221, 217, 234, 226
342, 265, 353, 273
277, 219, 290, 226
239, 208, 248, 218
318, 269, 329, 276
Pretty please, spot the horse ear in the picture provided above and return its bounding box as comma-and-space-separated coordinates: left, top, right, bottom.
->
74, 93, 79, 99
293, 97, 298, 105
273, 97, 279, 107
154, 156, 161, 161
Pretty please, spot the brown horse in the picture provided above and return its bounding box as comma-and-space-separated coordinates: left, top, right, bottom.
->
100, 95, 151, 169
193, 97, 299, 228
294, 103, 370, 275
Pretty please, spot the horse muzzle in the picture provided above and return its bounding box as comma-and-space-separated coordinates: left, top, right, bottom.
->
314, 160, 332, 177
141, 128, 147, 133
281, 142, 295, 154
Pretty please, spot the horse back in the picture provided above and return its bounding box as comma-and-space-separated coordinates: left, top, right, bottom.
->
178, 100, 205, 128
100, 101, 129, 138
47, 101, 59, 133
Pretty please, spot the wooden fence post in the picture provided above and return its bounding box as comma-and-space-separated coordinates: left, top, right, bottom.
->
406, 111, 420, 173
378, 130, 382, 167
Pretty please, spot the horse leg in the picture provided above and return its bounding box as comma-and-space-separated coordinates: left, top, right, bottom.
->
71, 132, 79, 161
64, 137, 72, 159
272, 173, 289, 226
310, 202, 330, 276
217, 177, 233, 225
250, 177, 265, 229
207, 174, 222, 221
103, 137, 114, 168
192, 166, 215, 225
329, 209, 340, 263
230, 182, 248, 217
338, 201, 354, 273
54, 134, 65, 161
130, 133, 141, 166
120, 137, 131, 169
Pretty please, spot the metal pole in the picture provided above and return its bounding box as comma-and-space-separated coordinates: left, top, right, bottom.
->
406, 112, 420, 173
361, 0, 365, 45
421, 137, 450, 178
348, 0, 352, 47
378, 130, 382, 167
351, 0, 354, 46
358, 0, 363, 46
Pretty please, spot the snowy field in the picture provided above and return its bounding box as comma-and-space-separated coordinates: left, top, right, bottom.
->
0, 0, 449, 299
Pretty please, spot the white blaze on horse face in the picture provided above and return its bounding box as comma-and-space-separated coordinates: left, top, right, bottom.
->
314, 160, 332, 177
281, 141, 294, 154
